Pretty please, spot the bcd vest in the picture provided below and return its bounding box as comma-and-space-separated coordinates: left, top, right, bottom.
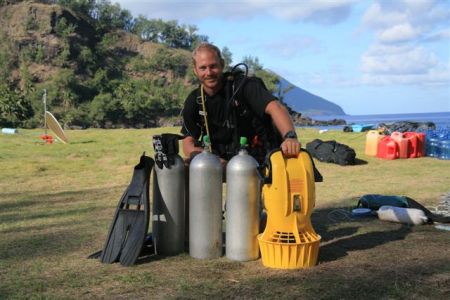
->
195, 71, 281, 163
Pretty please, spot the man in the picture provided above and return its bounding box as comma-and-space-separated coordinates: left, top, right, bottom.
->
181, 42, 300, 163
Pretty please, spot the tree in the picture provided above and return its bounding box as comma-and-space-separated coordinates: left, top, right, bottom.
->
0, 32, 16, 81
90, 0, 133, 33
0, 83, 33, 127
55, 17, 77, 38
133, 16, 162, 42
242, 55, 263, 73
222, 46, 233, 69
160, 20, 189, 48
46, 68, 80, 115
56, 0, 96, 17
89, 92, 122, 127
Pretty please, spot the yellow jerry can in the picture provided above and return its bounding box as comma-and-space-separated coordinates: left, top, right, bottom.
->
365, 130, 384, 157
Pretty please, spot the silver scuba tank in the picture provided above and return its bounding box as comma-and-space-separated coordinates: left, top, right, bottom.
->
225, 138, 261, 261
152, 154, 185, 255
189, 136, 223, 259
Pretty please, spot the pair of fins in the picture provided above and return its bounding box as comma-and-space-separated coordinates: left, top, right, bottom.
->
99, 154, 154, 266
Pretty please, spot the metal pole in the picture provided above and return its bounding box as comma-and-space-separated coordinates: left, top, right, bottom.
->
43, 89, 47, 136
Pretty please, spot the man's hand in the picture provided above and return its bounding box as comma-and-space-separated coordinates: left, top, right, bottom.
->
281, 138, 301, 157
264, 101, 301, 158
182, 136, 204, 159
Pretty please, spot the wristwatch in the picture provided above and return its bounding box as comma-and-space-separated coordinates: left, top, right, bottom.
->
283, 130, 298, 140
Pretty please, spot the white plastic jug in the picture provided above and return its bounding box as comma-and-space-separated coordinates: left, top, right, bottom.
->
2, 128, 18, 134
377, 206, 428, 225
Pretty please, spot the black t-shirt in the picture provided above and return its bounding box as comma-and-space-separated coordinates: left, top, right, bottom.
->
181, 76, 281, 161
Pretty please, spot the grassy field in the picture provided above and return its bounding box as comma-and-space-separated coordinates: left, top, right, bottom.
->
1, 127, 449, 299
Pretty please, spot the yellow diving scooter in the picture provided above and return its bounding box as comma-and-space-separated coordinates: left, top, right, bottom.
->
258, 149, 321, 269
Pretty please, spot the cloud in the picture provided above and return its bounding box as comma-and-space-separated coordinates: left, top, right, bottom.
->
262, 35, 322, 58
423, 29, 450, 43
114, 0, 357, 24
362, 45, 438, 74
273, 65, 361, 89
361, 68, 450, 86
362, 2, 406, 29
268, 0, 356, 24
362, 0, 450, 43
359, 0, 449, 86
361, 44, 448, 85
378, 23, 420, 43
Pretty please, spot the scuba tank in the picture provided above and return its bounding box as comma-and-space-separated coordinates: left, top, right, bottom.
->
225, 137, 261, 261
189, 136, 223, 259
152, 134, 185, 255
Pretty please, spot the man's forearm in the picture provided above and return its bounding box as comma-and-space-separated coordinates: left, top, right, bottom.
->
265, 101, 296, 137
182, 136, 204, 158
265, 100, 301, 156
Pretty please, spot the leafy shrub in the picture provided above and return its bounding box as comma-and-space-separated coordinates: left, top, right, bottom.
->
55, 17, 76, 38
25, 15, 38, 30
0, 83, 33, 127
35, 44, 46, 63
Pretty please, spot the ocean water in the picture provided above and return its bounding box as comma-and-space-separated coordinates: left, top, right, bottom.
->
305, 112, 450, 130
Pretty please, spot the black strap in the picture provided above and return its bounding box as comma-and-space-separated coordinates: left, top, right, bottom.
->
406, 196, 450, 224
152, 134, 182, 168
306, 150, 323, 182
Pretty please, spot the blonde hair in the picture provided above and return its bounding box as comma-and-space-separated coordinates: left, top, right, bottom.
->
192, 42, 224, 67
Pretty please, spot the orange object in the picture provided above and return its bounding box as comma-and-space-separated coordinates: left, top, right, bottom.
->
40, 134, 49, 140
416, 133, 426, 157
404, 132, 425, 158
403, 132, 418, 158
391, 132, 409, 158
365, 130, 384, 156
46, 135, 53, 144
377, 136, 398, 159
40, 134, 54, 143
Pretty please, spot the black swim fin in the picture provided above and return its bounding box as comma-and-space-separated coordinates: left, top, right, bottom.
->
100, 154, 154, 266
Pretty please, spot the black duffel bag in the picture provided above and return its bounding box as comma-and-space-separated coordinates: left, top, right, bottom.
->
306, 139, 356, 166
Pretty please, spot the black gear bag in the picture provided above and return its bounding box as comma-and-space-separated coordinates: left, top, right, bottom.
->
306, 139, 356, 166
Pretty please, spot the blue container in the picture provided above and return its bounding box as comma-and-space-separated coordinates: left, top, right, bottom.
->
426, 138, 440, 157
438, 140, 450, 160
351, 124, 374, 132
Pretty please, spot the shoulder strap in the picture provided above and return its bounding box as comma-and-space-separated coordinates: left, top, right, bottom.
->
223, 69, 249, 154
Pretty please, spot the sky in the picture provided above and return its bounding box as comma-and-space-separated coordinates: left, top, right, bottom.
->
114, 0, 450, 116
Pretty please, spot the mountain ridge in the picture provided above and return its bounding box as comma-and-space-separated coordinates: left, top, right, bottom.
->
278, 76, 346, 116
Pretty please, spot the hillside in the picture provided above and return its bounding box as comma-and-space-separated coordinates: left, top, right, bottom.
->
0, 0, 196, 128
0, 0, 345, 129
279, 76, 346, 116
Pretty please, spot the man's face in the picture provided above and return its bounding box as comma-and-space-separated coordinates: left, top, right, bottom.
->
193, 49, 223, 94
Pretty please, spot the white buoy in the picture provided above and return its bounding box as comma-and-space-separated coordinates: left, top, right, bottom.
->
377, 206, 428, 225
2, 128, 18, 134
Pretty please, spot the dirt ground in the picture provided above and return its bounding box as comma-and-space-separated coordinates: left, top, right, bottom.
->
85, 205, 450, 299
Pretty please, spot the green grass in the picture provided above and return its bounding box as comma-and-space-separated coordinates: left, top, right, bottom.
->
1, 128, 449, 299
